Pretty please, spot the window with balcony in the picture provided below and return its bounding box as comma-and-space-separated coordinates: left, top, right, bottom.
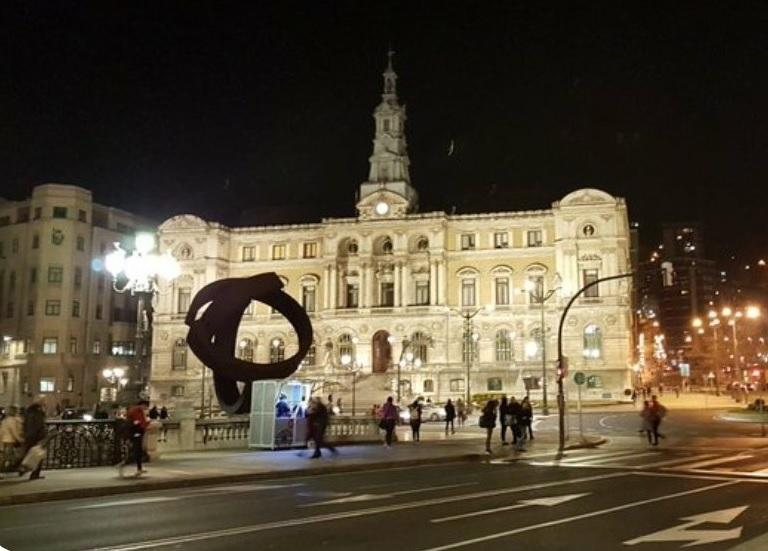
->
495, 277, 510, 306
583, 269, 599, 298
45, 300, 61, 316
494, 232, 509, 248
302, 285, 316, 312
380, 282, 394, 307
303, 242, 317, 258
461, 279, 476, 307
48, 266, 63, 284
269, 338, 285, 363
172, 338, 187, 369
415, 281, 429, 305
42, 337, 58, 354
346, 284, 359, 308
272, 244, 287, 260
177, 287, 191, 314
527, 230, 543, 247
495, 329, 513, 361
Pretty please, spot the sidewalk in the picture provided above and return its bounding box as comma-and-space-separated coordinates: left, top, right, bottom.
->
0, 427, 603, 506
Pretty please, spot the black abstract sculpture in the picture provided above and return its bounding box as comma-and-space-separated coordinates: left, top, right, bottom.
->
185, 272, 313, 414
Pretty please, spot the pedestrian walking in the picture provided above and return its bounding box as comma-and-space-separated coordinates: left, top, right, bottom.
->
117, 399, 150, 477
19, 396, 47, 480
508, 396, 527, 451
307, 398, 337, 458
148, 406, 159, 420
379, 396, 399, 448
639, 400, 653, 444
648, 395, 667, 446
0, 406, 24, 476
159, 406, 169, 420
521, 396, 534, 440
456, 398, 466, 426
498, 396, 510, 445
479, 399, 498, 454
444, 399, 456, 435
409, 400, 423, 441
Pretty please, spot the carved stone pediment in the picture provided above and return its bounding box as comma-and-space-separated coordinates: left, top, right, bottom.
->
159, 214, 209, 231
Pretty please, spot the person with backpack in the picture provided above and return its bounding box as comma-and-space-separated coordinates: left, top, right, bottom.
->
444, 399, 456, 435
117, 399, 150, 477
479, 399, 498, 455
409, 399, 423, 442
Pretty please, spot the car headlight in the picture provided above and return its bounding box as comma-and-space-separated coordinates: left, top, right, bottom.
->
82, 414, 93, 421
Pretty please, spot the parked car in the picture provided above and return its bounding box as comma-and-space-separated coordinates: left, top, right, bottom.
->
61, 408, 94, 421
422, 404, 447, 422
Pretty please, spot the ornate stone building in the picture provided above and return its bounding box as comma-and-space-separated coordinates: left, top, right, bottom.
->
150, 56, 634, 411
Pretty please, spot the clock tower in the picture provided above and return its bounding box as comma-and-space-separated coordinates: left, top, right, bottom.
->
356, 49, 418, 219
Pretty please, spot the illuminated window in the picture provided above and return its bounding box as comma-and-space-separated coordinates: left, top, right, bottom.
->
583, 324, 602, 359
42, 338, 58, 355
527, 230, 543, 247
40, 378, 56, 393
411, 331, 430, 363
303, 242, 317, 258
177, 287, 191, 314
302, 285, 316, 312
460, 234, 475, 250
495, 330, 513, 362
493, 232, 509, 248
272, 244, 287, 260
237, 338, 254, 362
338, 333, 355, 361
495, 278, 510, 305
270, 338, 285, 363
461, 279, 476, 307
583, 269, 599, 298
242, 246, 255, 261
415, 281, 429, 305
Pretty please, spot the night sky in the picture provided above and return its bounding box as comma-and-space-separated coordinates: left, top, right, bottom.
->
2, 2, 767, 261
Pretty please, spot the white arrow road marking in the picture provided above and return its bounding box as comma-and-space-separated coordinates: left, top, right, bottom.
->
623, 505, 748, 547
417, 480, 740, 551
300, 482, 475, 506
431, 493, 590, 523
70, 497, 180, 510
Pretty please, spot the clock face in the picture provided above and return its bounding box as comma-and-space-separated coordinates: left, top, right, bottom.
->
375, 201, 390, 215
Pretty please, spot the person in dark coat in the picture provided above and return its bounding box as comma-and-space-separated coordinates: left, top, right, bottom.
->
498, 396, 510, 445
409, 400, 423, 441
480, 399, 498, 454
508, 396, 525, 450
444, 399, 456, 435
379, 396, 399, 447
148, 406, 159, 420
307, 398, 336, 458
520, 396, 534, 440
159, 406, 169, 420
117, 399, 149, 477
21, 396, 47, 480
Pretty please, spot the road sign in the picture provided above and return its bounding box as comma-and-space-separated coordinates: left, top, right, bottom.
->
624, 505, 747, 546
573, 372, 586, 385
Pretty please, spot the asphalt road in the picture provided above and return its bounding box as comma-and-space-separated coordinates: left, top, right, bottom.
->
2, 446, 768, 551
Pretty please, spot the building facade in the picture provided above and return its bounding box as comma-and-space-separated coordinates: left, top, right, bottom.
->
150, 57, 634, 411
0, 184, 151, 410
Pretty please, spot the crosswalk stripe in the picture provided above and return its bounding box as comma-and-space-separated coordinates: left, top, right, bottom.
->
558, 450, 639, 464
668, 454, 754, 470
581, 452, 658, 465
637, 454, 718, 469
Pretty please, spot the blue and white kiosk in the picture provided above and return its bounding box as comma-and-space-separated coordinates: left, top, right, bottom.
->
248, 379, 314, 449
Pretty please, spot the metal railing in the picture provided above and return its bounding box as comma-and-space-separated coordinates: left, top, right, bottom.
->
42, 420, 127, 469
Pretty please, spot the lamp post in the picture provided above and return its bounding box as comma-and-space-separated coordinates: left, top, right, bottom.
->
341, 352, 362, 416
523, 276, 561, 416
450, 308, 481, 406
105, 233, 180, 401
719, 306, 761, 393
102, 367, 128, 403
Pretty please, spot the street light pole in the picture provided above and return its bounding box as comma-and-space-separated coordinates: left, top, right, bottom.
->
523, 280, 559, 416
557, 272, 634, 452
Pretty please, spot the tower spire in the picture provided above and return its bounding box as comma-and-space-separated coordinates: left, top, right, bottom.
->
382, 46, 397, 101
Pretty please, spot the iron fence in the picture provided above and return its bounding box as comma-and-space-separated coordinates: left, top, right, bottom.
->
42, 420, 128, 469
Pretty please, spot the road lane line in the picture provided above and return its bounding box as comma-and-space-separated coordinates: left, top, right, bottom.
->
581, 452, 658, 466
70, 497, 180, 510
431, 493, 591, 523
558, 450, 637, 463
300, 482, 476, 506
417, 481, 741, 551
80, 472, 628, 551
666, 454, 754, 470
636, 454, 718, 469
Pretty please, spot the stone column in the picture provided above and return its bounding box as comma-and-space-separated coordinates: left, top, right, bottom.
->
394, 263, 401, 307
323, 265, 330, 310
175, 399, 197, 451
402, 264, 410, 307
365, 264, 374, 307
329, 265, 337, 309
438, 260, 447, 305
429, 262, 437, 305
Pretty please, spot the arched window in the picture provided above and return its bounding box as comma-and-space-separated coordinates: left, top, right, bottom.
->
270, 338, 285, 363
237, 338, 254, 362
172, 338, 187, 369
423, 379, 435, 393
338, 333, 355, 362
303, 343, 316, 367
583, 324, 602, 359
348, 240, 359, 255
417, 237, 429, 251
411, 331, 430, 364
495, 329, 513, 362
382, 237, 393, 254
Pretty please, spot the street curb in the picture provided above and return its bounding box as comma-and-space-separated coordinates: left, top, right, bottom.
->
0, 453, 484, 507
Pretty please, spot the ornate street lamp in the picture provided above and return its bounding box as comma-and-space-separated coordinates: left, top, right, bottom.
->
105, 233, 180, 399
102, 367, 129, 403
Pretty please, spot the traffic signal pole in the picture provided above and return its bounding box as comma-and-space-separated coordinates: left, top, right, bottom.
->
556, 272, 636, 452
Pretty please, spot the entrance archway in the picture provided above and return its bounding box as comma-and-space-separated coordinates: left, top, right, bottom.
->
372, 330, 392, 373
